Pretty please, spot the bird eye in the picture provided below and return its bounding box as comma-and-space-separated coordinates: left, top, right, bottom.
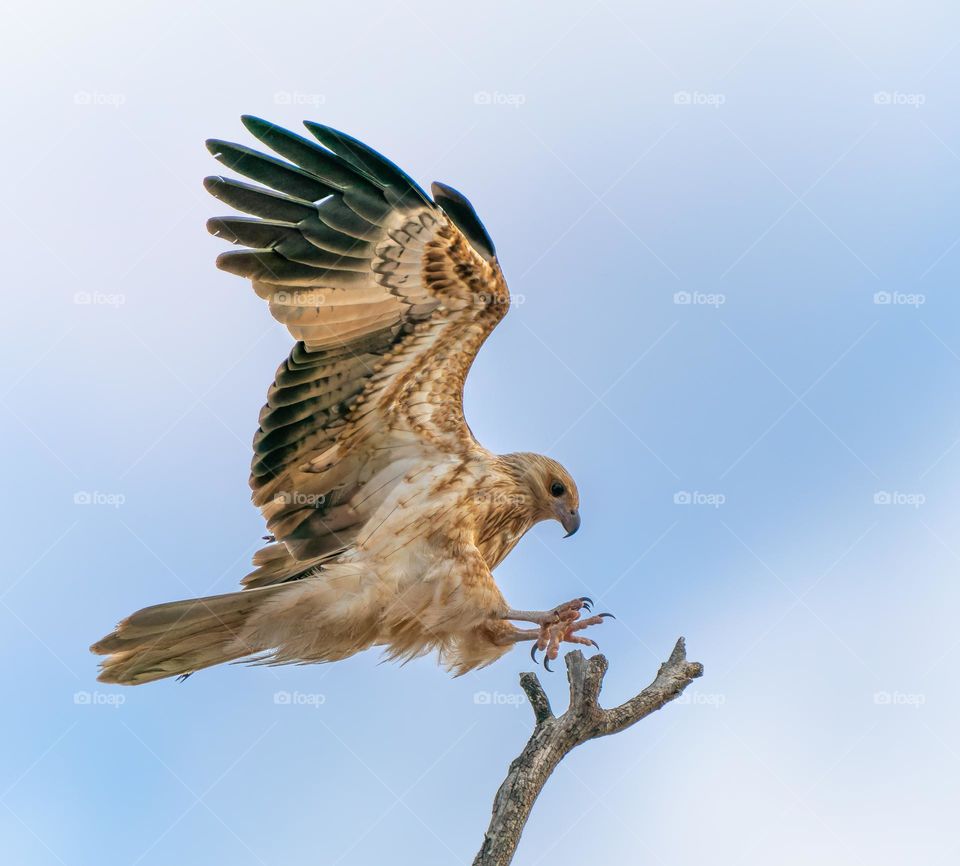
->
550, 481, 565, 497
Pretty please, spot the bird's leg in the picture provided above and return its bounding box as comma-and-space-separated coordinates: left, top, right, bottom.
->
503, 596, 591, 627
502, 598, 612, 670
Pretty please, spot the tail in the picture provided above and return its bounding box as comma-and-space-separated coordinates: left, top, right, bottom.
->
91, 564, 387, 685
90, 586, 286, 685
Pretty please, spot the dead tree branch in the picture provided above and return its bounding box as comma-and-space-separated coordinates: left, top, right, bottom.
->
472, 637, 703, 866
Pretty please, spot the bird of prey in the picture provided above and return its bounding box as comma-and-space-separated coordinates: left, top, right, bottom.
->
91, 117, 609, 685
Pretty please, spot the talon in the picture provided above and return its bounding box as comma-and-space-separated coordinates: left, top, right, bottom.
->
520, 598, 610, 663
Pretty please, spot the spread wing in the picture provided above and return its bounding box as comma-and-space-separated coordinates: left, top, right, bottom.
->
205, 117, 509, 566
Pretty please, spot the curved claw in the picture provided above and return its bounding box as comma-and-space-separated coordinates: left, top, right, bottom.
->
579, 596, 594, 611
586, 639, 600, 651
530, 643, 540, 665
597, 612, 616, 619
544, 655, 553, 672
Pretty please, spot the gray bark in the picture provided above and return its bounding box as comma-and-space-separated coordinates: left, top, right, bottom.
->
472, 638, 703, 866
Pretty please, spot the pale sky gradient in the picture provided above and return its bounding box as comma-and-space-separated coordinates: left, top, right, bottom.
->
2, 2, 959, 864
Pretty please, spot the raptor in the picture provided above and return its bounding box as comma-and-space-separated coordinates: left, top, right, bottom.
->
92, 118, 609, 684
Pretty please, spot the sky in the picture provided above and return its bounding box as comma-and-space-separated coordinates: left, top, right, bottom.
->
2, 1, 959, 864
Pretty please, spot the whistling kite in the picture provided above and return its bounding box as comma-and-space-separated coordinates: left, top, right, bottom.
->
92, 118, 608, 684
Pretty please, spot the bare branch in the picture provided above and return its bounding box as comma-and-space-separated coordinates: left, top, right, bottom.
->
519, 671, 553, 724
473, 638, 703, 866
596, 637, 704, 736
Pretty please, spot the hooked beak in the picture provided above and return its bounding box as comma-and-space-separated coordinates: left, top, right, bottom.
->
560, 507, 581, 538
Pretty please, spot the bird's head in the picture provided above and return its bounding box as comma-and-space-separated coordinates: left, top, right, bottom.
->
501, 452, 581, 537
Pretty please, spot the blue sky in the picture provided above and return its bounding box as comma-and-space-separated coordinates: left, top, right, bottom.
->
2, 2, 959, 864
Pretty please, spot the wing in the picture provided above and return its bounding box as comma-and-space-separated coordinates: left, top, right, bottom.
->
206, 117, 510, 565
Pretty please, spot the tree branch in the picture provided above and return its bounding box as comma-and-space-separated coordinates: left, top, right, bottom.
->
472, 637, 703, 866
519, 671, 553, 725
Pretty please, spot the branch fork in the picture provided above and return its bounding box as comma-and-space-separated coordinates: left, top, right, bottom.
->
473, 638, 703, 866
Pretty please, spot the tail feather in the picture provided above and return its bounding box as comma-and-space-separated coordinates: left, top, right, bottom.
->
240, 541, 323, 589
91, 588, 281, 685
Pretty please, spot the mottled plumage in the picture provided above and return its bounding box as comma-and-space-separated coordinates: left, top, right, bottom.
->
91, 118, 603, 685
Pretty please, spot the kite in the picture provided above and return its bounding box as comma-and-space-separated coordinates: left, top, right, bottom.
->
91, 117, 609, 684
